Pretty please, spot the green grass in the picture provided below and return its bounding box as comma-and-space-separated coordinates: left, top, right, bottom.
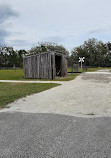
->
54, 73, 80, 81
0, 67, 110, 82
0, 69, 24, 80
87, 67, 111, 72
68, 67, 111, 72
0, 69, 80, 81
0, 82, 60, 109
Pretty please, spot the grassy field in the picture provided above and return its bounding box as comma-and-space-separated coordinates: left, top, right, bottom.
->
85, 67, 111, 72
67, 67, 111, 72
0, 82, 59, 109
0, 67, 110, 81
0, 69, 24, 80
0, 69, 80, 81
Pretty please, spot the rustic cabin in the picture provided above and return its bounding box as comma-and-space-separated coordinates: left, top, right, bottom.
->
23, 51, 67, 79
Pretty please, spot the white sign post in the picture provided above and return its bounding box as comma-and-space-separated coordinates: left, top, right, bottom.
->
79, 57, 85, 72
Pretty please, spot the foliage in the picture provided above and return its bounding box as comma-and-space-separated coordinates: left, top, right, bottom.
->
0, 83, 59, 108
1, 38, 111, 68
29, 43, 69, 56
0, 47, 27, 68
70, 38, 111, 67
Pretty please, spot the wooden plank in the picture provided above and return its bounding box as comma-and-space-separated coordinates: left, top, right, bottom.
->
51, 53, 55, 79
61, 54, 67, 76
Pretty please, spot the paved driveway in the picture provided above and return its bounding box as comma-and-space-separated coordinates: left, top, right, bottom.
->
0, 112, 111, 158
0, 70, 111, 157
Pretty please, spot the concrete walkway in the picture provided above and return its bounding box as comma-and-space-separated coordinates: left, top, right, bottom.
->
0, 80, 66, 84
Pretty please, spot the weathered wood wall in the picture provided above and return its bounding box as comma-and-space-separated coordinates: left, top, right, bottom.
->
61, 54, 67, 76
23, 52, 67, 79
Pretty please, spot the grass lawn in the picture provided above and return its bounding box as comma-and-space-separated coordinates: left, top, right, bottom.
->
68, 67, 111, 72
0, 82, 60, 109
0, 67, 110, 81
55, 73, 80, 81
0, 69, 24, 80
0, 69, 80, 81
85, 67, 111, 72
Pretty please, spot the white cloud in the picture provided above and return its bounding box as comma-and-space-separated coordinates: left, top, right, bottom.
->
0, 4, 18, 45
0, 0, 111, 50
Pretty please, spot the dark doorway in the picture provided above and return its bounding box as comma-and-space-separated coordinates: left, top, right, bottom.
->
55, 55, 62, 76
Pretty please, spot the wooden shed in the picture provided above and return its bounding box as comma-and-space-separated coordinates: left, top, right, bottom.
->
23, 51, 67, 79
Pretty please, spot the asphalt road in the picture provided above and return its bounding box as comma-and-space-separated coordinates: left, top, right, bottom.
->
0, 112, 111, 158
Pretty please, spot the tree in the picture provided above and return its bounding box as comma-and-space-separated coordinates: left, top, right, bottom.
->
8, 49, 17, 67
17, 50, 27, 67
29, 43, 69, 56
0, 46, 27, 68
105, 42, 111, 66
70, 38, 110, 67
107, 42, 111, 51
0, 47, 13, 67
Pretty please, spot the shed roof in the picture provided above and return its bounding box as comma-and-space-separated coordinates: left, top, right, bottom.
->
24, 51, 67, 59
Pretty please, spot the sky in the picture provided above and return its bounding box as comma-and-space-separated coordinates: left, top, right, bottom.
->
0, 0, 111, 52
